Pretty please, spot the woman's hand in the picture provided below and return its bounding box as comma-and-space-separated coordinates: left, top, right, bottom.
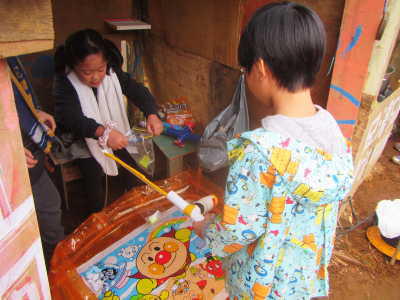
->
37, 110, 56, 132
24, 148, 38, 168
107, 129, 128, 150
146, 114, 163, 136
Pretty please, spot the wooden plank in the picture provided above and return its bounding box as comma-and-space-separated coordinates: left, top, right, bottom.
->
0, 59, 50, 298
349, 1, 400, 194
326, 0, 385, 139
351, 86, 400, 194
363, 0, 400, 97
0, 40, 53, 59
0, 0, 54, 58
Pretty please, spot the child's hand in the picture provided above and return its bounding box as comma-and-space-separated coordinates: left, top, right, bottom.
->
146, 114, 163, 136
37, 110, 56, 132
107, 129, 128, 150
192, 213, 216, 239
24, 148, 38, 168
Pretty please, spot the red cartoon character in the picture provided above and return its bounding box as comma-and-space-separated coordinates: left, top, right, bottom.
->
200, 254, 224, 279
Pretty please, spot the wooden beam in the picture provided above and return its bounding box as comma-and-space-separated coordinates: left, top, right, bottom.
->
0, 40, 54, 58
363, 0, 400, 97
326, 0, 385, 139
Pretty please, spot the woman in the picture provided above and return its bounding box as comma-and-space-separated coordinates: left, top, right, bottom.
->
194, 2, 353, 299
53, 29, 163, 215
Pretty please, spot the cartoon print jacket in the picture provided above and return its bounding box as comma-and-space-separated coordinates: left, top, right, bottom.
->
205, 129, 353, 300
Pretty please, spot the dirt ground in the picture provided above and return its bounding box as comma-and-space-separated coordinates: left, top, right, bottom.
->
329, 138, 400, 300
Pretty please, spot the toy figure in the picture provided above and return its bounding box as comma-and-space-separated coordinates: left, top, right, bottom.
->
162, 122, 200, 147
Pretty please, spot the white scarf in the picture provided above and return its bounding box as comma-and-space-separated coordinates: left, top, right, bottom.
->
67, 69, 131, 176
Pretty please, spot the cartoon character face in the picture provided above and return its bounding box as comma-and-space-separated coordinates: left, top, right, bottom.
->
200, 257, 224, 279
183, 266, 225, 300
166, 269, 202, 300
101, 267, 117, 281
205, 260, 223, 278
172, 279, 190, 296
136, 236, 188, 280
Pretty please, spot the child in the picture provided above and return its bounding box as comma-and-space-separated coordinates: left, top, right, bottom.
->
53, 29, 163, 214
194, 2, 353, 299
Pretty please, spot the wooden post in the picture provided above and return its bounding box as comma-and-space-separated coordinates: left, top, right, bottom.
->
0, 59, 51, 299
326, 0, 385, 139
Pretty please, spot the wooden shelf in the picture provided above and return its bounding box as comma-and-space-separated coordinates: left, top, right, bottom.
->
104, 18, 151, 31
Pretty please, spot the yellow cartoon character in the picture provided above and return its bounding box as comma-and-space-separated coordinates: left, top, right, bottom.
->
293, 183, 324, 203
228, 141, 251, 163
223, 243, 244, 254
260, 165, 276, 188
222, 205, 239, 225
141, 291, 169, 300
268, 196, 286, 224
167, 265, 226, 300
130, 285, 169, 300
103, 290, 120, 300
291, 233, 317, 252
165, 268, 202, 300
316, 148, 332, 161
270, 147, 299, 178
130, 228, 193, 295
252, 282, 271, 300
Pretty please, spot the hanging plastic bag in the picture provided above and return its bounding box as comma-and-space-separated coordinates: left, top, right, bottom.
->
198, 74, 249, 172
126, 128, 155, 177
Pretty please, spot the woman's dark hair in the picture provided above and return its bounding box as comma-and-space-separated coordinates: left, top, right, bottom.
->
238, 1, 326, 92
54, 28, 123, 74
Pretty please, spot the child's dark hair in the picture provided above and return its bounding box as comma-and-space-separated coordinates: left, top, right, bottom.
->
238, 1, 326, 92
54, 28, 123, 74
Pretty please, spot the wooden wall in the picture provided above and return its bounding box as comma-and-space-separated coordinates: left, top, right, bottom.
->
0, 0, 54, 58
148, 0, 243, 69
52, 0, 134, 46
145, 0, 346, 131
242, 0, 345, 108
144, 35, 239, 131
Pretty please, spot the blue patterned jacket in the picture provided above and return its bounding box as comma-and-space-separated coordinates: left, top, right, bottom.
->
205, 129, 353, 299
